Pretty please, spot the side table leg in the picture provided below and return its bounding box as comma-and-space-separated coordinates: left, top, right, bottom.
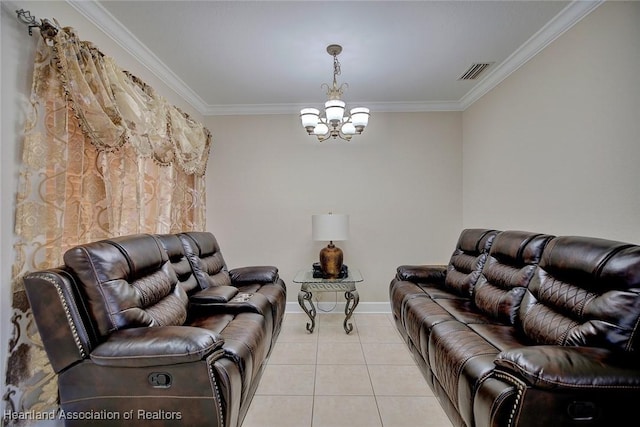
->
298, 290, 316, 333
343, 290, 359, 334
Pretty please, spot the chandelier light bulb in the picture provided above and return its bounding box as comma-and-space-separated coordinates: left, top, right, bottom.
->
314, 123, 329, 136
342, 122, 356, 135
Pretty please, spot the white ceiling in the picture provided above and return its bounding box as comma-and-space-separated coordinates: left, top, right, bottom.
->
70, 1, 602, 115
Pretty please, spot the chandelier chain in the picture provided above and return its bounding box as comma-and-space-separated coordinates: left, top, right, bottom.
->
333, 55, 341, 77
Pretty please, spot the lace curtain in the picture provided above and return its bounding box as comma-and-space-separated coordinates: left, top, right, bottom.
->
5, 27, 212, 420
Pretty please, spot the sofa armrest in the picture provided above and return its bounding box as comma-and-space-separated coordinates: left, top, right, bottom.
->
495, 345, 640, 390
90, 326, 223, 367
229, 266, 279, 285
396, 265, 447, 284
190, 285, 239, 304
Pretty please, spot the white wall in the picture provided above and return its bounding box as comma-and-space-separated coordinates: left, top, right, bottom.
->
1, 0, 202, 401
205, 112, 463, 305
462, 1, 640, 243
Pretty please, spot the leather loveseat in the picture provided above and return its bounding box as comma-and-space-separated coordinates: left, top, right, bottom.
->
23, 231, 286, 427
390, 229, 640, 427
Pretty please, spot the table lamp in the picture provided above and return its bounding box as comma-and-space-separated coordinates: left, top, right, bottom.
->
312, 213, 349, 278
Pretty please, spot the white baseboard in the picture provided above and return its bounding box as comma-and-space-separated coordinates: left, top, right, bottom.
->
285, 301, 391, 314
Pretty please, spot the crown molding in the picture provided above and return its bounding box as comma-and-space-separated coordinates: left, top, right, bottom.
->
459, 0, 604, 110
67, 0, 603, 116
66, 0, 210, 114
203, 101, 464, 116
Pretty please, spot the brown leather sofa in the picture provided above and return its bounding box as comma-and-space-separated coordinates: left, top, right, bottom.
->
390, 229, 640, 427
23, 232, 286, 427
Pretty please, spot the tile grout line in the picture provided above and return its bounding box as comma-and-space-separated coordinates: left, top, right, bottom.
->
358, 319, 386, 427
310, 314, 319, 427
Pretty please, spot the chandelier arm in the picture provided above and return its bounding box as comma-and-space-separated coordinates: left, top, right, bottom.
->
316, 133, 331, 143
337, 132, 352, 142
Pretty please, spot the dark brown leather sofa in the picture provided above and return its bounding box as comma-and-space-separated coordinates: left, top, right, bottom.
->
390, 229, 640, 427
23, 232, 286, 427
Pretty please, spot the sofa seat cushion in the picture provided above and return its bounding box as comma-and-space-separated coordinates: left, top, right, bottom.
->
403, 296, 455, 352
192, 312, 269, 402
234, 281, 286, 331
428, 320, 501, 426
468, 323, 530, 352
389, 279, 468, 344
188, 313, 235, 334
390, 280, 429, 320
435, 299, 495, 324
192, 293, 275, 344
90, 326, 223, 367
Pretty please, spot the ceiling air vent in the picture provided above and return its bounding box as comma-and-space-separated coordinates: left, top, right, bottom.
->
458, 62, 493, 80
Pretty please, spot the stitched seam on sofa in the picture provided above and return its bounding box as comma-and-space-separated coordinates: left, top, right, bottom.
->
33, 273, 87, 359
497, 359, 640, 389
78, 246, 118, 333
627, 311, 640, 352
207, 353, 226, 427
493, 371, 526, 427
487, 377, 517, 427
221, 348, 246, 382
452, 349, 498, 406
58, 268, 100, 345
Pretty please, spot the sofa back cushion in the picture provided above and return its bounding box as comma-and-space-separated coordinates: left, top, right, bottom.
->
179, 232, 232, 289
63, 234, 188, 338
519, 236, 640, 353
444, 229, 499, 297
473, 231, 553, 324
156, 234, 200, 294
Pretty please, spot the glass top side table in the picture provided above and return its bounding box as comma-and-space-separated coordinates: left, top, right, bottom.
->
293, 269, 363, 334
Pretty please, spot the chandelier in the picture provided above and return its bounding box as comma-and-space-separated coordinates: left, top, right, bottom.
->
300, 44, 370, 142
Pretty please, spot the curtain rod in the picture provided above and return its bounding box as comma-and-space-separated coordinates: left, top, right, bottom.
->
16, 8, 59, 39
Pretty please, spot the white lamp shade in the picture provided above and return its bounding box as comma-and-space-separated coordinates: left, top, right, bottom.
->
312, 214, 349, 241
350, 107, 370, 128
325, 100, 346, 122
300, 108, 320, 128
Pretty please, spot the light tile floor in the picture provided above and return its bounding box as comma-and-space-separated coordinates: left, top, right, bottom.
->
242, 312, 453, 427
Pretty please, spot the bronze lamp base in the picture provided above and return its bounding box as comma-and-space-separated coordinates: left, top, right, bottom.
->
319, 241, 343, 278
